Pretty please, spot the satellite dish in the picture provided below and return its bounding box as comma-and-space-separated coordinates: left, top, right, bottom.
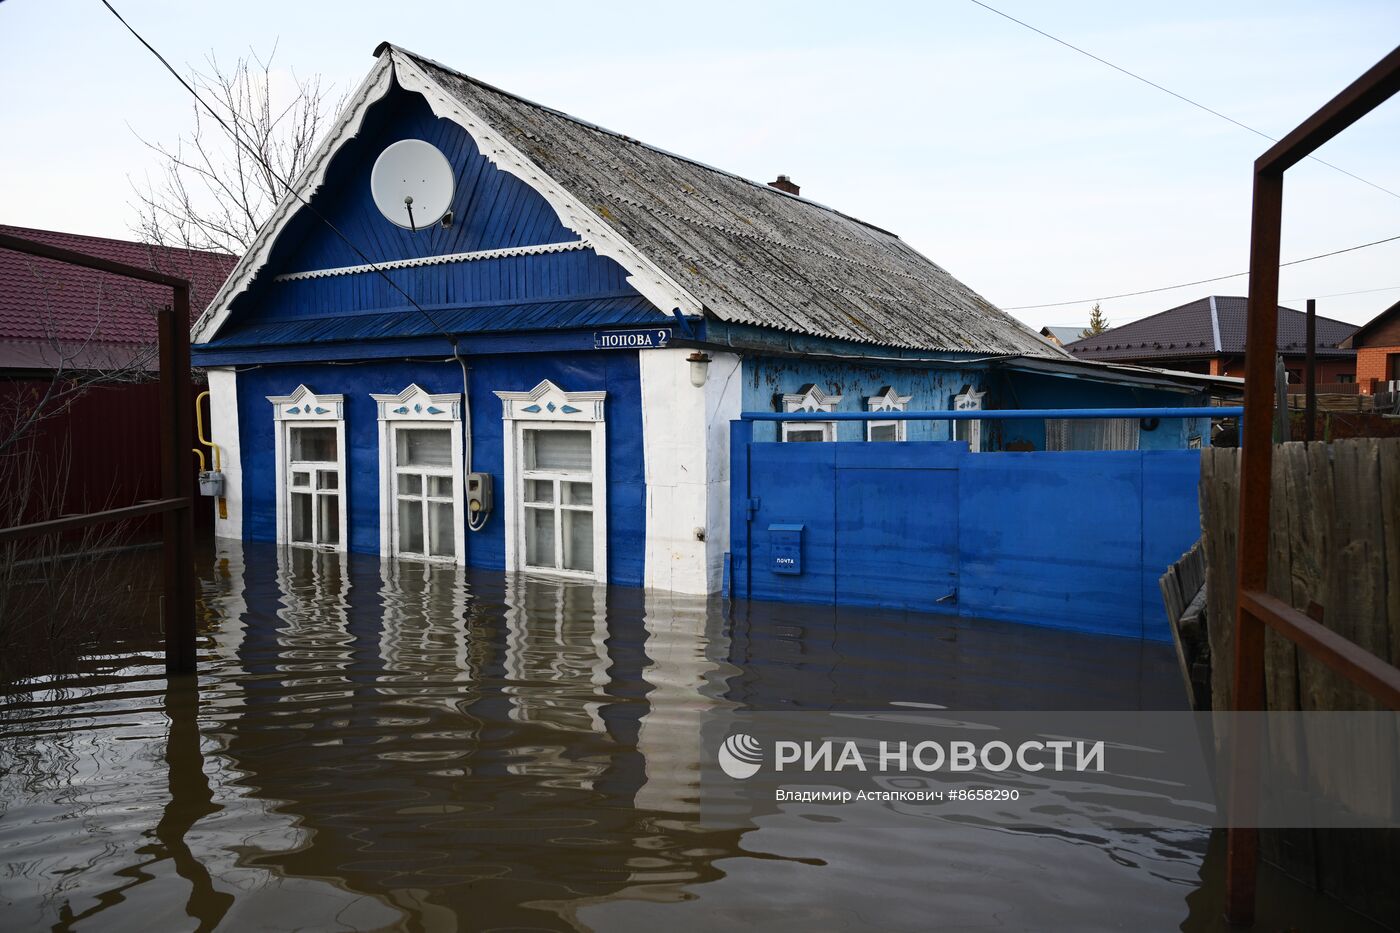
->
370, 140, 454, 231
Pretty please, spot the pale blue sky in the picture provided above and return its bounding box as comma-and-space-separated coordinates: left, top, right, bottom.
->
2, 0, 1397, 328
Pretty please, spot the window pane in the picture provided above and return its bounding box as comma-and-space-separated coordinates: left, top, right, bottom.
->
428, 501, 454, 558
428, 475, 454, 498
397, 473, 422, 496
525, 429, 591, 472
786, 428, 826, 443
291, 426, 336, 462
398, 498, 424, 555
319, 493, 340, 546
291, 492, 313, 543
291, 470, 311, 488
525, 479, 553, 503
870, 423, 898, 442
562, 481, 592, 506
562, 510, 594, 573
317, 470, 339, 490
396, 428, 453, 468
525, 506, 555, 568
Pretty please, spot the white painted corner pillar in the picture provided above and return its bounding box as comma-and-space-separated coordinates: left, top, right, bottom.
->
206, 368, 243, 540
638, 349, 742, 595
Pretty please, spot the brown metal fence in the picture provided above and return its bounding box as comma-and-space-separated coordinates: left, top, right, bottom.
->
0, 232, 195, 675
1229, 44, 1400, 925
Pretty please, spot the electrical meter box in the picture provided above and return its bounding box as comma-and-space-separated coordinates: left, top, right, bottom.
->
467, 472, 493, 517
769, 524, 804, 575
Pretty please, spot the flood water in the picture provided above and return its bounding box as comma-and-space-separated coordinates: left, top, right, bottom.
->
0, 542, 1376, 931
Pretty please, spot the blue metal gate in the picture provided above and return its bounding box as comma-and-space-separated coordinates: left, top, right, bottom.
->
729, 407, 1240, 641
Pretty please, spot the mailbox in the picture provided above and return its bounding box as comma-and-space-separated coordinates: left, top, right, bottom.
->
769, 523, 804, 575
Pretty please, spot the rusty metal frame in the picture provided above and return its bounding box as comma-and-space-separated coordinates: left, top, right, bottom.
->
0, 232, 196, 676
1228, 44, 1400, 925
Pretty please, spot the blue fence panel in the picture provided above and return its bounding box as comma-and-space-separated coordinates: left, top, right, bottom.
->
1140, 450, 1208, 634
731, 423, 1204, 641
958, 452, 1146, 639
746, 441, 839, 604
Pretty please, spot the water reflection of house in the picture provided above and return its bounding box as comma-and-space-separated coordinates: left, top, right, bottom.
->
192, 44, 1232, 595
215, 545, 742, 929
502, 576, 610, 735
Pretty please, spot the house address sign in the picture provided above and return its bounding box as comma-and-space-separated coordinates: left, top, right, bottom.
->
593, 328, 672, 350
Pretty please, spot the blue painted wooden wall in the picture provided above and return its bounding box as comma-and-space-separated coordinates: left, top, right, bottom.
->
997, 371, 1212, 450
222, 85, 644, 333
731, 428, 1201, 640
234, 351, 647, 586
742, 357, 1211, 451
742, 356, 988, 443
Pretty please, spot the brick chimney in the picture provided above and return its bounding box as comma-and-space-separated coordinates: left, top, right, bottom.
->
768, 174, 800, 196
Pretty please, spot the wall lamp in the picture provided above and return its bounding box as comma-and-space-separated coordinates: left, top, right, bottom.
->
688, 351, 712, 387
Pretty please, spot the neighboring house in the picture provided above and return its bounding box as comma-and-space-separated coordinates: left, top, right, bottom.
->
1065, 296, 1357, 385
1038, 325, 1083, 347
1339, 297, 1400, 395
192, 43, 1230, 594
0, 225, 237, 529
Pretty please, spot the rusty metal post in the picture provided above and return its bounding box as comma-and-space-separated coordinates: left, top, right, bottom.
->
1305, 298, 1317, 442
159, 293, 197, 675
1227, 167, 1285, 926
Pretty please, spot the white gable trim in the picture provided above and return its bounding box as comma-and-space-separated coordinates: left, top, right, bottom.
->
194, 49, 704, 345
273, 240, 591, 282
193, 55, 397, 344
387, 50, 702, 319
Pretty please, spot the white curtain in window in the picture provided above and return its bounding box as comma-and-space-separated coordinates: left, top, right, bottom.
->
397, 429, 453, 467
528, 430, 592, 471
1045, 418, 1140, 451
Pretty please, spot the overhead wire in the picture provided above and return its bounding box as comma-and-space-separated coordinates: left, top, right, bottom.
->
966, 0, 1400, 201
98, 0, 458, 345
1003, 231, 1400, 312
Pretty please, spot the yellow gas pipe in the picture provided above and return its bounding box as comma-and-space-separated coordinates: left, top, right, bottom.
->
195, 390, 227, 519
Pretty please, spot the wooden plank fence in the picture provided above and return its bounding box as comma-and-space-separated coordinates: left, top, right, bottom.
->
1198, 438, 1400, 926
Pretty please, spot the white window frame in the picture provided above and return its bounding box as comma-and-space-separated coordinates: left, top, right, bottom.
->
371, 384, 465, 563
866, 386, 912, 441
267, 385, 347, 551
781, 385, 842, 442
495, 380, 608, 582
952, 386, 986, 453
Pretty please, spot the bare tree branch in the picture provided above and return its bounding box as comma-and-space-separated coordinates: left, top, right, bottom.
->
128, 45, 339, 255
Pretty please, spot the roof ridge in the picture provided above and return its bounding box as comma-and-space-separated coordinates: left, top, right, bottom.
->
0, 224, 238, 260
376, 43, 902, 239
1069, 297, 1213, 346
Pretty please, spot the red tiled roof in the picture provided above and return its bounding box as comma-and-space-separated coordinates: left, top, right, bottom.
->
0, 225, 238, 367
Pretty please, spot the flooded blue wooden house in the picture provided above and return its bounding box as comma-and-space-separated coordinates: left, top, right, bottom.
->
192, 43, 1229, 596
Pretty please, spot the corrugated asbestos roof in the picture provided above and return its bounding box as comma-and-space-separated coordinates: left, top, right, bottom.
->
0, 225, 237, 368
394, 47, 1060, 359
203, 295, 663, 349
1065, 296, 1357, 361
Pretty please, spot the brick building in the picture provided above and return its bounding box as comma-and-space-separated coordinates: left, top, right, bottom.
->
1340, 297, 1400, 394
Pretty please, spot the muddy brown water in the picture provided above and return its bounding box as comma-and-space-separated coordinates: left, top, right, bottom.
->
0, 542, 1379, 931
